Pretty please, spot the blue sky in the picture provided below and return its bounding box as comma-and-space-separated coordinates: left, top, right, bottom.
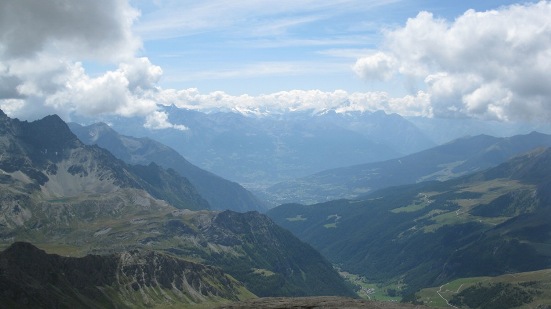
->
1, 0, 550, 129
132, 0, 533, 95
133, 0, 395, 94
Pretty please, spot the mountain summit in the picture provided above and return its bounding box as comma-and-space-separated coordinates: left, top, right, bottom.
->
101, 107, 434, 187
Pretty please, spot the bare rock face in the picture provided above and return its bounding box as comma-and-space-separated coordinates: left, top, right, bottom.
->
216, 296, 430, 309
116, 249, 245, 304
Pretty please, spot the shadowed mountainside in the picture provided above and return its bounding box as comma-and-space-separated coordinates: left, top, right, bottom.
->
0, 242, 250, 308
69, 122, 267, 212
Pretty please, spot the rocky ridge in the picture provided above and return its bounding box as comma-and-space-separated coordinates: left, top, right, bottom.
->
0, 242, 250, 308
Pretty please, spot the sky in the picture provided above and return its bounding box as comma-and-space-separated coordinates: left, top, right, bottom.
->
0, 0, 550, 130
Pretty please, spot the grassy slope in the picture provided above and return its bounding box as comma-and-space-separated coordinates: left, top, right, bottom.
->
417, 269, 551, 308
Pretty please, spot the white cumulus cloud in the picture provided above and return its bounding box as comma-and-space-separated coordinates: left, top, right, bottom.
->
353, 52, 397, 81
144, 111, 188, 131
354, 1, 551, 122
2, 0, 549, 129
0, 0, 185, 130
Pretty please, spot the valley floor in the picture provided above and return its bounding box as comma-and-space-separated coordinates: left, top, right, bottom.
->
215, 296, 430, 309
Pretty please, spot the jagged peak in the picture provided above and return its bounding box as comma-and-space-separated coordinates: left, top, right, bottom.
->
22, 114, 81, 151
0, 111, 81, 152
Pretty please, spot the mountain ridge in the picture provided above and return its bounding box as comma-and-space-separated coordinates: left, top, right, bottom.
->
266, 131, 551, 204
69, 121, 267, 212
0, 111, 209, 211
0, 241, 251, 308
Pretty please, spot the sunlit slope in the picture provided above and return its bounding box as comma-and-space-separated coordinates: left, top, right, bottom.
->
268, 147, 551, 296
417, 269, 551, 308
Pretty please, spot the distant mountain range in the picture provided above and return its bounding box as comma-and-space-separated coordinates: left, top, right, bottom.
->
407, 116, 551, 145
266, 131, 551, 204
268, 147, 551, 300
95, 107, 435, 187
72, 105, 551, 192
0, 110, 355, 305
69, 122, 267, 212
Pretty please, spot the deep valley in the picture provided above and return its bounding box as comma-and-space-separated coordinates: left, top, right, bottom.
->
2, 110, 551, 308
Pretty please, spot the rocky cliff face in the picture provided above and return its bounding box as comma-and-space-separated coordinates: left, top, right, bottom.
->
0, 242, 250, 308
0, 206, 356, 303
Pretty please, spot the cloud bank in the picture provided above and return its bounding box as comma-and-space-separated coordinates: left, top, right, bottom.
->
155, 88, 431, 117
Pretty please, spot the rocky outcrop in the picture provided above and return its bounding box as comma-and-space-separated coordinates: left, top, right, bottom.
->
0, 242, 249, 308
